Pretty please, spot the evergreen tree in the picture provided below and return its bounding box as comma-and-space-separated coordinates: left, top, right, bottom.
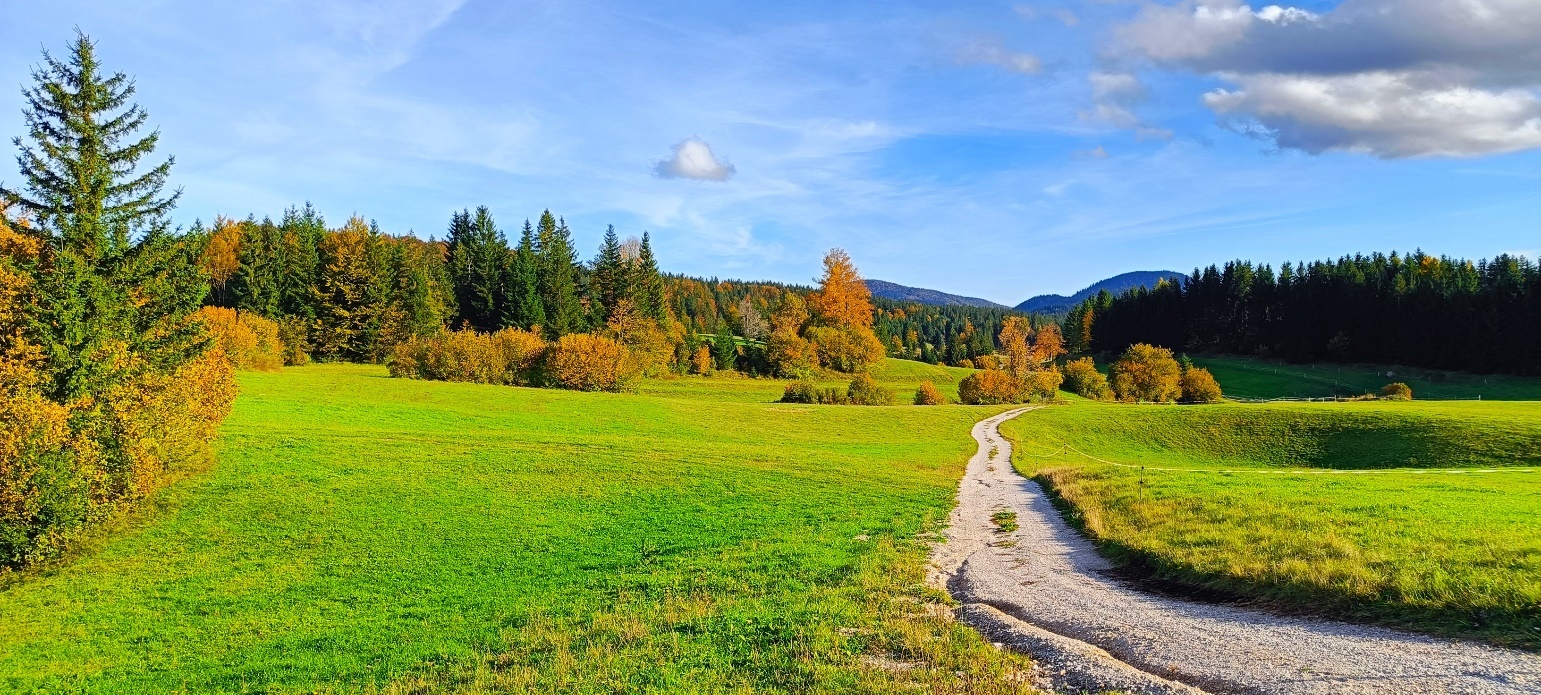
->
278, 203, 324, 319
311, 217, 384, 362
633, 232, 665, 321
446, 207, 506, 331
0, 32, 203, 402
592, 224, 623, 320
501, 220, 545, 330
230, 216, 284, 316
535, 210, 582, 337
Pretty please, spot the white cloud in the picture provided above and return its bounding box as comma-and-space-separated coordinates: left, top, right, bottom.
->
654, 138, 737, 181
1113, 0, 1541, 157
960, 35, 1042, 74
1083, 71, 1173, 139
1204, 72, 1541, 157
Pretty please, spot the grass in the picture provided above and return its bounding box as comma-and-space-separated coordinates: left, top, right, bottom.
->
0, 361, 1037, 694
1000, 399, 1541, 649
637, 359, 974, 404
1193, 354, 1541, 401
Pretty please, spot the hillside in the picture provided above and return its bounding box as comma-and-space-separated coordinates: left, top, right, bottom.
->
865, 279, 1010, 309
1015, 270, 1182, 314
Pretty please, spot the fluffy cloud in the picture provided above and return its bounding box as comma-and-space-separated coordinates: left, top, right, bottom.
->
655, 138, 736, 181
1085, 72, 1172, 140
1114, 0, 1541, 157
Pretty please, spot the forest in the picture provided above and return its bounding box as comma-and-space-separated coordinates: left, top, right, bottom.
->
1065, 252, 1541, 374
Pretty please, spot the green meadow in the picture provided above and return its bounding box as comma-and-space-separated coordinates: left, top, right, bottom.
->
0, 362, 1034, 694
1001, 399, 1541, 648
1193, 354, 1541, 401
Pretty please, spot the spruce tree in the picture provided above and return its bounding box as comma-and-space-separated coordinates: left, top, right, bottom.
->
501, 220, 545, 330
0, 32, 202, 402
535, 211, 582, 337
634, 232, 665, 321
592, 224, 623, 320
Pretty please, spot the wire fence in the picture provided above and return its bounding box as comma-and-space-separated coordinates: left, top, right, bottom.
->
1017, 443, 1538, 476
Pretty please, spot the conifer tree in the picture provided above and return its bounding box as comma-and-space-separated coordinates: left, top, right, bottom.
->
278, 203, 324, 319
535, 211, 582, 337
446, 207, 506, 331
633, 232, 665, 321
592, 224, 623, 320
0, 32, 204, 402
501, 220, 545, 330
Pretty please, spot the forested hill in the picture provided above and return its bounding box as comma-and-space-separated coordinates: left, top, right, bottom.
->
1017, 270, 1182, 314
864, 279, 1009, 309
1071, 252, 1541, 375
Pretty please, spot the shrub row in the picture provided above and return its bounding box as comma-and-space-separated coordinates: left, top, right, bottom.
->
957, 369, 1063, 405
390, 328, 654, 392
780, 373, 896, 405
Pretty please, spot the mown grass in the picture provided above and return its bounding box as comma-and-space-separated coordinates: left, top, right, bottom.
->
1194, 354, 1541, 401
0, 362, 1035, 694
1001, 399, 1541, 649
637, 359, 974, 404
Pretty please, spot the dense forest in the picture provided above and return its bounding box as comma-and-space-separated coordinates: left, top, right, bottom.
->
1069, 252, 1541, 374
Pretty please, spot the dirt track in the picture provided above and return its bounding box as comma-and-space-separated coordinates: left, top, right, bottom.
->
929, 408, 1541, 695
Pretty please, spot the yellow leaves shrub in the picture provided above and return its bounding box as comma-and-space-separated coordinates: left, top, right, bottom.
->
806, 326, 885, 373
547, 333, 637, 392
846, 373, 895, 405
958, 370, 1023, 405
914, 380, 946, 405
958, 369, 1062, 405
1109, 343, 1183, 403
1381, 382, 1413, 400
1180, 367, 1224, 404
1062, 357, 1112, 401
194, 307, 285, 371
390, 328, 545, 386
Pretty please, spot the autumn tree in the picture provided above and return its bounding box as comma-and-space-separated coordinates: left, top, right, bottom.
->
809, 248, 873, 329
1108, 343, 1182, 403
1179, 366, 1223, 403
311, 217, 386, 361
998, 316, 1033, 376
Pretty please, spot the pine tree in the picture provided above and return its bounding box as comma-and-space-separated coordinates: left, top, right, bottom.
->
0, 32, 203, 402
278, 203, 324, 319
535, 211, 582, 337
501, 220, 545, 330
446, 207, 507, 331
592, 224, 623, 320
633, 232, 665, 321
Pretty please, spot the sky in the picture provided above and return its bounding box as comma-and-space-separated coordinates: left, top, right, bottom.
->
3, 0, 1539, 305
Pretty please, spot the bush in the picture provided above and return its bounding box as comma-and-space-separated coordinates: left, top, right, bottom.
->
388, 328, 545, 385
1180, 366, 1224, 403
958, 369, 1022, 405
276, 315, 311, 366
1020, 369, 1063, 401
847, 373, 895, 405
194, 307, 285, 371
973, 354, 1000, 371
547, 333, 638, 392
766, 329, 815, 377
690, 344, 713, 375
956, 359, 974, 369
806, 326, 885, 373
1382, 382, 1413, 400
780, 379, 819, 403
914, 380, 946, 405
1109, 343, 1182, 403
1062, 357, 1111, 400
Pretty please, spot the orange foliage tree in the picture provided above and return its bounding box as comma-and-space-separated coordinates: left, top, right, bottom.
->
808, 248, 873, 330
1109, 343, 1182, 403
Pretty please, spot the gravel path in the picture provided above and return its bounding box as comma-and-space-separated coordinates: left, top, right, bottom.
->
929, 408, 1541, 695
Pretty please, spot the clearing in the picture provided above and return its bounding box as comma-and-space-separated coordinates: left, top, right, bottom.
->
0, 362, 1035, 694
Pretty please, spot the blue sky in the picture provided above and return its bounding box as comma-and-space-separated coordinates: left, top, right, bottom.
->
3, 0, 1539, 305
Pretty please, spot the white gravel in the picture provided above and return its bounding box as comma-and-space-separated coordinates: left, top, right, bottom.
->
929, 408, 1541, 695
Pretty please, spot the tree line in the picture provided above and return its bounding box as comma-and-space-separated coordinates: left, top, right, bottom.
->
1066, 252, 1541, 375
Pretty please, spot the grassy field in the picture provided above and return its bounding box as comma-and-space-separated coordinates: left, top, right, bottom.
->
636, 359, 975, 403
0, 362, 1036, 694
1000, 399, 1541, 649
1193, 354, 1541, 401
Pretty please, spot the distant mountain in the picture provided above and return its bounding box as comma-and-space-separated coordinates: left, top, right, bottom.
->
1015, 270, 1184, 314
865, 279, 1010, 310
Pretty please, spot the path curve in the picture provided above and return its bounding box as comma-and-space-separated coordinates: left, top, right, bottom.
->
929, 408, 1541, 695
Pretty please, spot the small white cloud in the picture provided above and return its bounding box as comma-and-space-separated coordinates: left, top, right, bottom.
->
1075, 145, 1110, 159
655, 138, 736, 181
960, 35, 1042, 75
1082, 72, 1173, 139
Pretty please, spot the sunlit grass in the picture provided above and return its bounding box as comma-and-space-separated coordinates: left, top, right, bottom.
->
0, 362, 1034, 693
1001, 399, 1541, 649
1193, 355, 1541, 401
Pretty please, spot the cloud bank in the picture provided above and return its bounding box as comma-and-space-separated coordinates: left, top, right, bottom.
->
655, 138, 737, 181
1114, 0, 1541, 157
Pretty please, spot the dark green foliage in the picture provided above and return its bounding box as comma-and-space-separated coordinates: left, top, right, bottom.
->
846, 373, 895, 405
1081, 252, 1541, 375
535, 211, 583, 338
446, 207, 506, 331
502, 220, 545, 331
712, 323, 737, 371
591, 224, 625, 321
